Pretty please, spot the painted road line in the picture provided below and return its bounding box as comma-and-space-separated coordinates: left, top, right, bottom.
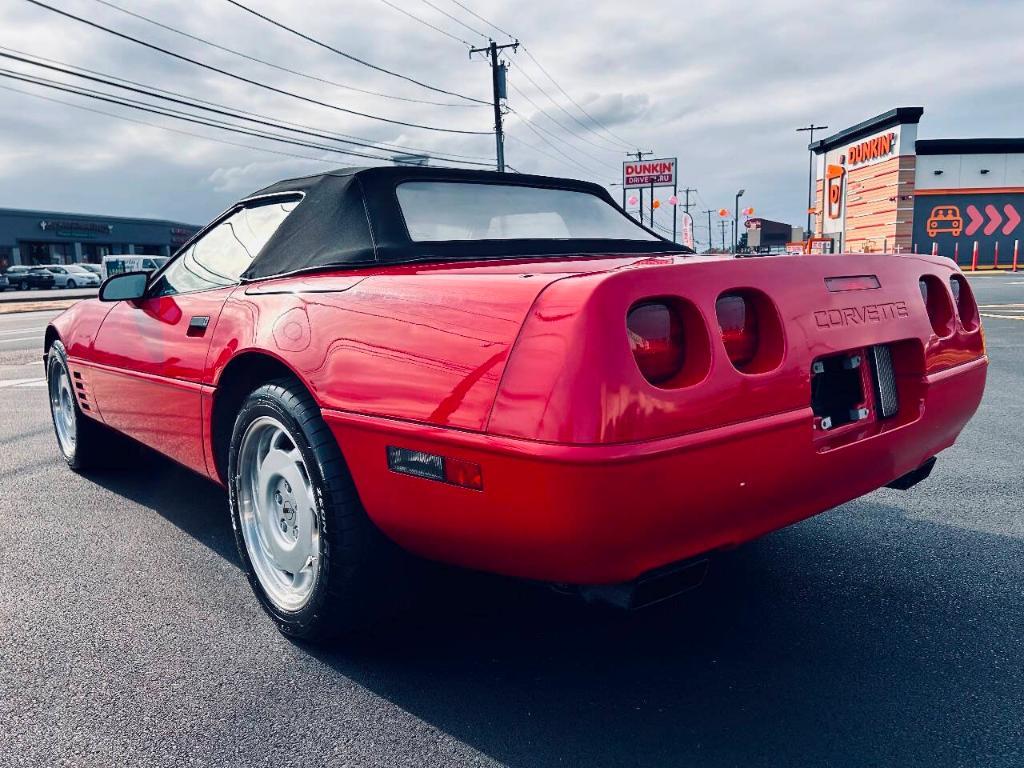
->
0, 335, 44, 346
980, 313, 1024, 321
978, 304, 1024, 308
0, 377, 45, 388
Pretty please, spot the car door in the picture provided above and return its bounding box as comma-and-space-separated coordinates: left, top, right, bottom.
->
89, 196, 300, 474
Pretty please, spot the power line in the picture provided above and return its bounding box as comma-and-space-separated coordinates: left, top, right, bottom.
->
0, 81, 342, 168
506, 83, 620, 173
510, 65, 624, 153
418, 0, 488, 40
444, 0, 515, 41
0, 68, 458, 166
0, 50, 495, 167
221, 0, 489, 105
0, 45, 493, 163
23, 0, 490, 134
375, 0, 474, 47
86, 0, 482, 108
505, 106, 607, 178
519, 46, 633, 150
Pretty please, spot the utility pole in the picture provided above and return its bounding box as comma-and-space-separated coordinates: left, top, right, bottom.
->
703, 209, 714, 253
719, 219, 728, 252
734, 189, 745, 253
796, 123, 828, 236
626, 150, 653, 224
471, 40, 519, 172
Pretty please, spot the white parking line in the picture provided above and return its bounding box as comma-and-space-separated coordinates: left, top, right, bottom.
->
0, 336, 44, 346
0, 377, 45, 388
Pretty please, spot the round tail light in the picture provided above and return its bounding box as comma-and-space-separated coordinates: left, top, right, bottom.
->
627, 301, 685, 384
715, 292, 759, 368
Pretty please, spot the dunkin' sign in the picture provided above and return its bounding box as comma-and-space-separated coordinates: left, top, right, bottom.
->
847, 132, 897, 166
622, 158, 677, 189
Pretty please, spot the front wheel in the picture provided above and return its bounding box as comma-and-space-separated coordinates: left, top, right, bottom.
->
227, 378, 407, 642
47, 340, 128, 470
66, 279, 76, 288
19, 280, 28, 290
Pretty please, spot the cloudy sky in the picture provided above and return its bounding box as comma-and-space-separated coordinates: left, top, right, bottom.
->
2, 0, 1023, 246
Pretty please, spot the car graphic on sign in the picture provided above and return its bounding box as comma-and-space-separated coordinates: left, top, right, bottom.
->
926, 205, 963, 238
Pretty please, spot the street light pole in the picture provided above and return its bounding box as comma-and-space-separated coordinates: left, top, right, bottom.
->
796, 123, 828, 236
734, 189, 745, 252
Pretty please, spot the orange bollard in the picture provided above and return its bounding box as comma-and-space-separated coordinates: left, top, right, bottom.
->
994, 240, 1000, 270
971, 241, 979, 272
1014, 240, 1020, 272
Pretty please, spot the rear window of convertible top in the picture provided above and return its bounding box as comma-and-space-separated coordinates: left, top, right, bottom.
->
396, 181, 659, 243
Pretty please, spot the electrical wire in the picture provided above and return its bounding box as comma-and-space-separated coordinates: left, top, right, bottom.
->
86, 0, 483, 108
22, 0, 490, 134
508, 73, 623, 154
0, 69, 468, 166
0, 82, 343, 169
0, 51, 495, 167
221, 0, 489, 105
506, 84, 620, 172
375, 0, 474, 47
444, 0, 515, 41
504, 107, 607, 178
519, 45, 633, 149
417, 0, 488, 40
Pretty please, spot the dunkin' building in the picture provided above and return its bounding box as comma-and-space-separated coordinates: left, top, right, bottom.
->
810, 107, 1024, 266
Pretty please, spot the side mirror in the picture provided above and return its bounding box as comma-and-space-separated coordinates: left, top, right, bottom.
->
99, 271, 149, 302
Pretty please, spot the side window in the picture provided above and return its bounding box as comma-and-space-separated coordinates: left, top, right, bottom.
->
149, 196, 300, 297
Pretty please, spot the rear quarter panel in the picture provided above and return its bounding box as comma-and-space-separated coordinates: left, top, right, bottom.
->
207, 271, 559, 431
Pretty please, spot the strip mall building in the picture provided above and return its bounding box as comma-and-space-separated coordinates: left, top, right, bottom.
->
811, 107, 1024, 266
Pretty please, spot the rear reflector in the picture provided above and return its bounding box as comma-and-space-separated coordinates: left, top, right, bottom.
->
386, 446, 483, 490
715, 292, 759, 369
825, 275, 880, 292
627, 301, 685, 384
869, 344, 899, 419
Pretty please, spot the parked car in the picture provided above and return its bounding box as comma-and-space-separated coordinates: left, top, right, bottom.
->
5, 265, 56, 290
44, 167, 988, 642
78, 263, 104, 279
45, 264, 102, 289
0, 273, 8, 290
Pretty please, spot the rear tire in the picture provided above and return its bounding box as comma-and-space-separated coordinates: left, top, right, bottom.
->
66, 279, 76, 289
47, 340, 130, 471
227, 378, 407, 643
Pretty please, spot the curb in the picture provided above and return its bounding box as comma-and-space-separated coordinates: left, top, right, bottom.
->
0, 290, 97, 304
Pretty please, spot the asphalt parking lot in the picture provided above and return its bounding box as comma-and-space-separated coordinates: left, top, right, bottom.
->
1, 275, 1022, 767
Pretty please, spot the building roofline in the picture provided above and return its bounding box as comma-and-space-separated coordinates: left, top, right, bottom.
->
810, 107, 924, 154
916, 138, 1024, 155
0, 206, 199, 230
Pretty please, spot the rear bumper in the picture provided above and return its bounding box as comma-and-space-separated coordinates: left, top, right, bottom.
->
324, 356, 987, 585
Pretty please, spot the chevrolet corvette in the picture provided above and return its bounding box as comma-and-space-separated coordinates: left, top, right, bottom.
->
45, 167, 987, 640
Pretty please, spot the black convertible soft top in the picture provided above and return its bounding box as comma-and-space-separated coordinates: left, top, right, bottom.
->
236, 166, 688, 280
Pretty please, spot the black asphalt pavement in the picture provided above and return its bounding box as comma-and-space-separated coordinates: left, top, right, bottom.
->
1, 275, 1021, 767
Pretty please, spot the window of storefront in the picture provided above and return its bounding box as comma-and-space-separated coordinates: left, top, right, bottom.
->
81, 243, 111, 263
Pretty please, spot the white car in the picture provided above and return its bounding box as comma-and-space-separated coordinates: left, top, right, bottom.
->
45, 264, 102, 289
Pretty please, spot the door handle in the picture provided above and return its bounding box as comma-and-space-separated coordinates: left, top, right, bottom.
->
187, 316, 210, 337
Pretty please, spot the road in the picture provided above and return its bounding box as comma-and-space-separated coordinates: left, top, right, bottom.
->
1, 276, 1022, 767
0, 286, 97, 302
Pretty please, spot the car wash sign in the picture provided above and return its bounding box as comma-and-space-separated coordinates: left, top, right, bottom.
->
623, 158, 677, 189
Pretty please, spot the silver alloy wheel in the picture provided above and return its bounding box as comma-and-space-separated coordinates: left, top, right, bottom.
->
48, 358, 77, 458
237, 416, 321, 612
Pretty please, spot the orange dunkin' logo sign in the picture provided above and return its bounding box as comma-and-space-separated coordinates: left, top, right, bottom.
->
847, 132, 896, 166
826, 164, 845, 220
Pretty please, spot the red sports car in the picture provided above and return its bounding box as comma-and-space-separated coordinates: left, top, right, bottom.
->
45, 167, 987, 640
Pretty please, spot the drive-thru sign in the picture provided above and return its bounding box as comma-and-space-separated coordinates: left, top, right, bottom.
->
623, 158, 677, 189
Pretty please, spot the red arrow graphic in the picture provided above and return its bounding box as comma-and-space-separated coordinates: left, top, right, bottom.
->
1003, 203, 1021, 235
965, 204, 984, 236
984, 204, 1002, 236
